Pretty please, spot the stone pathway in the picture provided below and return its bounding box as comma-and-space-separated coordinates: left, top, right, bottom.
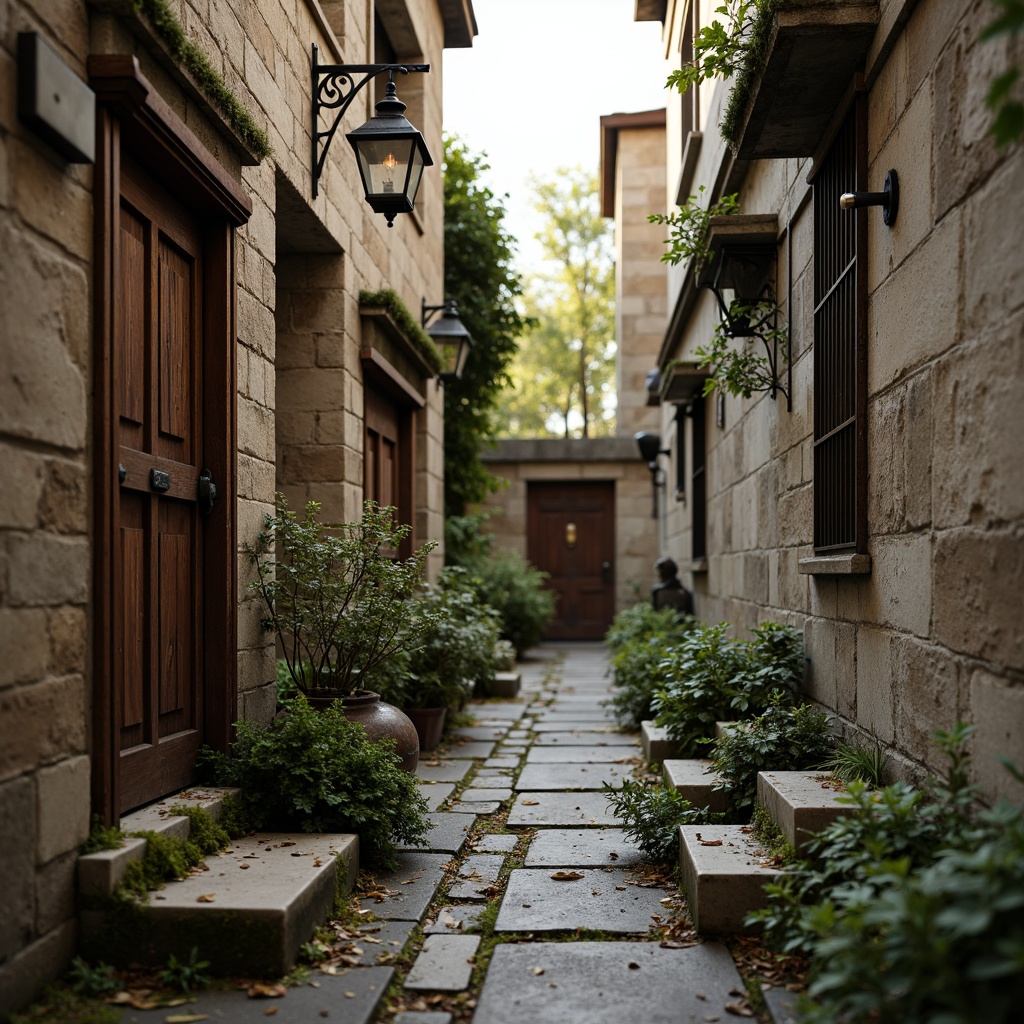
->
149, 644, 761, 1023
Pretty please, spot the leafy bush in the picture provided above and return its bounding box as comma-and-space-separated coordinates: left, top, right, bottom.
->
445, 513, 555, 655
605, 603, 693, 653
202, 696, 428, 868
397, 567, 503, 709
708, 697, 834, 817
463, 549, 555, 656
652, 622, 802, 756
247, 496, 437, 696
751, 725, 1024, 1022
603, 777, 720, 864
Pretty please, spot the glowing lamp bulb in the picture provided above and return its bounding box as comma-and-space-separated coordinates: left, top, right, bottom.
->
382, 152, 397, 192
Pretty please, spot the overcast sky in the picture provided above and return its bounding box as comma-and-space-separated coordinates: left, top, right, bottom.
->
442, 0, 669, 273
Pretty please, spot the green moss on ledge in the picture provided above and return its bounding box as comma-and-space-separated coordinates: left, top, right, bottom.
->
130, 0, 272, 160
721, 0, 778, 152
359, 288, 443, 374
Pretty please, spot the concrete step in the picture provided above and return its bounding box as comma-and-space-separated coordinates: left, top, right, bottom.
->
679, 824, 780, 935
81, 831, 358, 976
78, 786, 241, 898
757, 770, 851, 853
662, 759, 730, 815
641, 721, 684, 763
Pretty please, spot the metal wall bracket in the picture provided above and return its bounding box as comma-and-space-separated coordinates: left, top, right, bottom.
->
311, 43, 428, 198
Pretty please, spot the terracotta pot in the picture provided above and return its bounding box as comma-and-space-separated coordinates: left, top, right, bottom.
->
307, 690, 420, 773
404, 706, 447, 753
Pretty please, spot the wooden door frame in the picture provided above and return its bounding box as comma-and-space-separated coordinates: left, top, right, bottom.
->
89, 56, 252, 823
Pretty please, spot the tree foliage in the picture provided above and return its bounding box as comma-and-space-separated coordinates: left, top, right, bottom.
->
442, 136, 528, 515
500, 168, 616, 439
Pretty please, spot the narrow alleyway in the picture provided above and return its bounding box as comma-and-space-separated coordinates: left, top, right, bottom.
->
119, 644, 758, 1024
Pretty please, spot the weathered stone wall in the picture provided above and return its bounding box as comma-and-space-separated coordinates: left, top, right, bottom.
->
653, 0, 1024, 802
0, 0, 453, 1012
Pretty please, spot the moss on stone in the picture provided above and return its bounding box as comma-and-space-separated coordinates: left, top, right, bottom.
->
359, 288, 443, 373
721, 0, 778, 151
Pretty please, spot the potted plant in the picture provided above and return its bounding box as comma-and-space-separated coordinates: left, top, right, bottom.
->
396, 568, 502, 751
247, 495, 439, 771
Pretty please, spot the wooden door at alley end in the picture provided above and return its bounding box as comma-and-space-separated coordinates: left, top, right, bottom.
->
527, 481, 616, 640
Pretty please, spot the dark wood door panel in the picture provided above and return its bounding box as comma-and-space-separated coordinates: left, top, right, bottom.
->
527, 481, 616, 641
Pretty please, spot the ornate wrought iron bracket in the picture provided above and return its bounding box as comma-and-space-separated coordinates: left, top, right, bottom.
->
311, 43, 429, 198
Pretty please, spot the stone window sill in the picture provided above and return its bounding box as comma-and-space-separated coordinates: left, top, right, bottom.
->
689, 559, 708, 574
798, 553, 871, 576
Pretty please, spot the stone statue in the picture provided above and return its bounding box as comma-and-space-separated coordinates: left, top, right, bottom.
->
650, 556, 693, 616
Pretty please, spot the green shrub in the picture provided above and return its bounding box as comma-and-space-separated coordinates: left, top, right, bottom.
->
464, 549, 555, 656
247, 496, 438, 696
398, 567, 503, 709
602, 777, 721, 864
201, 696, 428, 869
652, 621, 802, 756
605, 603, 692, 653
756, 727, 1024, 1024
822, 740, 888, 787
708, 697, 834, 818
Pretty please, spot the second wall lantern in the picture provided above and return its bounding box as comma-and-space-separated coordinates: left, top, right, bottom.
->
312, 44, 432, 225
422, 298, 474, 384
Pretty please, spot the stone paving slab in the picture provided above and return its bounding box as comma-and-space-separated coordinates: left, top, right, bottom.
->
125, 966, 393, 1023
495, 868, 668, 932
398, 812, 475, 854
532, 731, 637, 746
535, 709, 616, 721
461, 787, 512, 802
416, 761, 474, 784
473, 942, 743, 1024
355, 919, 415, 960
362, 853, 452, 921
523, 828, 644, 868
531, 721, 621, 733
483, 756, 520, 768
442, 740, 496, 759
470, 775, 517, 789
507, 792, 620, 827
450, 800, 500, 815
394, 1012, 453, 1024
507, 729, 530, 739
417, 782, 455, 811
447, 726, 509, 741
514, 763, 629, 791
404, 934, 480, 991
447, 853, 506, 900
472, 833, 519, 853
424, 902, 488, 934
763, 984, 802, 1024
526, 745, 640, 763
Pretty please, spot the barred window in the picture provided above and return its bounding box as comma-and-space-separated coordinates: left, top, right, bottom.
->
691, 396, 707, 562
811, 93, 867, 553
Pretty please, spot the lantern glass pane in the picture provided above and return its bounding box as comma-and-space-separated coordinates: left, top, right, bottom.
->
356, 137, 416, 197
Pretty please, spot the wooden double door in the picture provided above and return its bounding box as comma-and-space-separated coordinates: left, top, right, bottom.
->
527, 481, 616, 640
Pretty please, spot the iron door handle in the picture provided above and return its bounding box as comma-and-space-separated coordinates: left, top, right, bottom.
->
198, 469, 217, 516
601, 560, 613, 584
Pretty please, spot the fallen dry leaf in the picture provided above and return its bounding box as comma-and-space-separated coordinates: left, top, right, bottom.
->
724, 1002, 755, 1017
628, 962, 640, 970
531, 966, 545, 975
248, 983, 287, 999
279, 841, 296, 848
239, 863, 250, 870
344, 991, 356, 998
264, 1009, 278, 1018
165, 1016, 210, 1023
549, 870, 584, 881
699, 839, 724, 847
195, 893, 216, 902
521, 800, 539, 806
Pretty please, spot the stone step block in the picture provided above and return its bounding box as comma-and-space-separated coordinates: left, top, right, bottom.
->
757, 770, 851, 852
662, 760, 730, 815
80, 832, 358, 975
404, 934, 480, 991
488, 672, 522, 698
78, 786, 241, 898
679, 824, 780, 935
641, 721, 684, 763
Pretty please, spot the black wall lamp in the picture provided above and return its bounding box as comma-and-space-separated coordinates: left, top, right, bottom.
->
840, 168, 899, 226
635, 431, 670, 519
312, 44, 432, 225
422, 298, 474, 384
696, 215, 791, 409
